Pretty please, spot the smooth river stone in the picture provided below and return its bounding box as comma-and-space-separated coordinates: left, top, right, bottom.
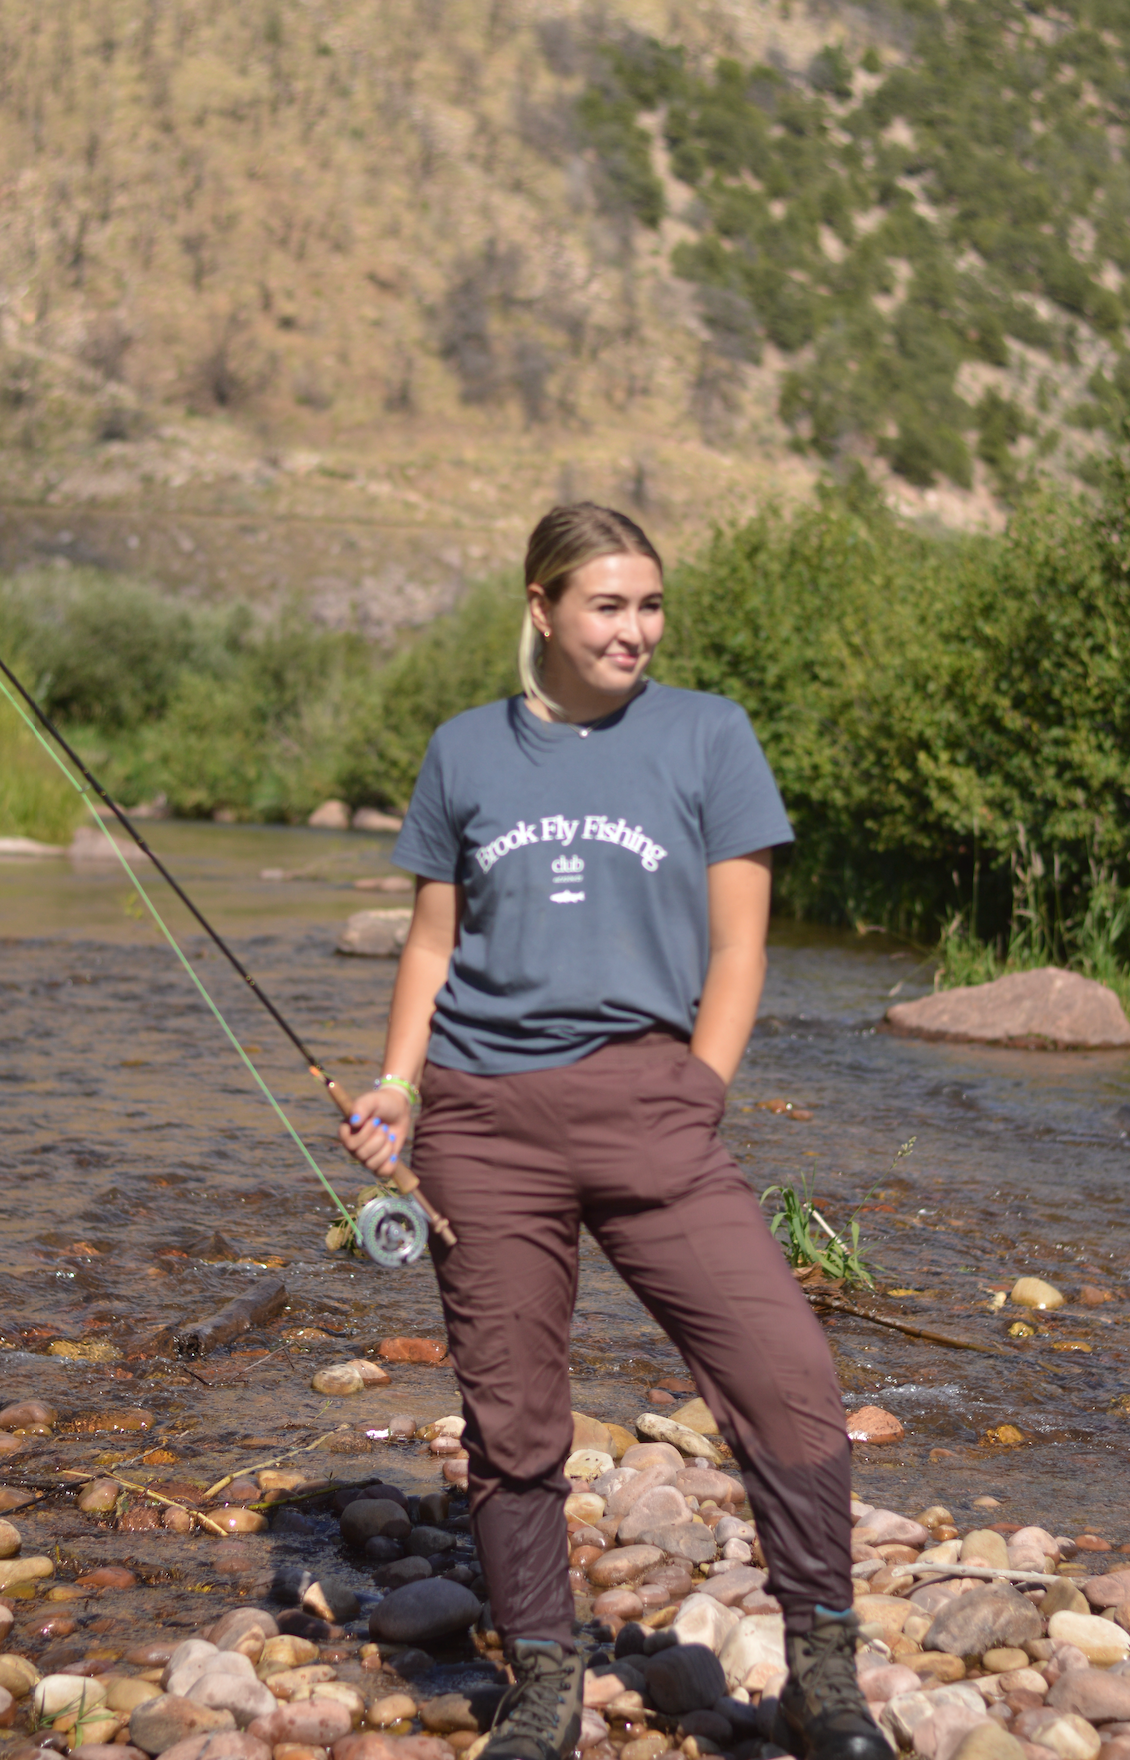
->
1047, 1613, 1130, 1667
951, 1725, 1026, 1760
155, 1738, 271, 1760
1082, 1571, 1130, 1610
588, 1546, 664, 1588
591, 1590, 644, 1621
846, 1406, 905, 1444
0, 1554, 53, 1590
368, 1579, 481, 1644
0, 1400, 56, 1429
642, 1644, 726, 1714
617, 1486, 692, 1543
33, 1676, 108, 1719
131, 1696, 238, 1754
311, 1367, 364, 1397
606, 1464, 679, 1516
635, 1414, 723, 1463
675, 1468, 743, 1505
696, 1565, 768, 1606
619, 1443, 685, 1475
669, 1399, 721, 1436
962, 1531, 1011, 1571
673, 1593, 741, 1654
340, 1500, 411, 1546
640, 1521, 716, 1564
210, 1609, 279, 1649
567, 1450, 614, 1481
926, 1587, 1043, 1656
78, 1479, 122, 1514
1048, 1671, 1130, 1723
246, 1703, 354, 1748
854, 1510, 930, 1547
1033, 1713, 1103, 1760
0, 1518, 19, 1558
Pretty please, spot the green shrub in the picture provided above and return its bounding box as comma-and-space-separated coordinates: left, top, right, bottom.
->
0, 666, 86, 843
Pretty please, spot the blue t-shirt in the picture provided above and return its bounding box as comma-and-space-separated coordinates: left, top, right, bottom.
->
392, 682, 793, 1074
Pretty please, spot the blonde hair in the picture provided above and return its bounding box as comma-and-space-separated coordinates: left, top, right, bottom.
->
519, 502, 663, 713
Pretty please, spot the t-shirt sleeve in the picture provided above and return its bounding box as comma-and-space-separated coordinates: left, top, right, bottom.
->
702, 705, 794, 863
391, 733, 463, 882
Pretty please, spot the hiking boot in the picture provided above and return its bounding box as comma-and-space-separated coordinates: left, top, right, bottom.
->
481, 1638, 585, 1760
773, 1607, 890, 1760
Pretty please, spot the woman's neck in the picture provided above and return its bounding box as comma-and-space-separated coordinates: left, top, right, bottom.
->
525, 672, 646, 726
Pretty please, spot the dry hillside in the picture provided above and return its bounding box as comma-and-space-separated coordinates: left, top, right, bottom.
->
0, 0, 1126, 631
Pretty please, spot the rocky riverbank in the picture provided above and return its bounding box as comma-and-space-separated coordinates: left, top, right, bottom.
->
3, 1390, 1130, 1760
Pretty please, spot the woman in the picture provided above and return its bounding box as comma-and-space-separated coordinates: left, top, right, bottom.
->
342, 504, 884, 1760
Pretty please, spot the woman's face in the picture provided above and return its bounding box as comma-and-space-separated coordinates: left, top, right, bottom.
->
530, 551, 664, 702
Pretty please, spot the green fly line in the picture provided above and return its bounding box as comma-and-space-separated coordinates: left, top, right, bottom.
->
0, 670, 360, 1241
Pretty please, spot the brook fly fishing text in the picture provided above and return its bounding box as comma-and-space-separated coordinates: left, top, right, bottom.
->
0, 654, 455, 1266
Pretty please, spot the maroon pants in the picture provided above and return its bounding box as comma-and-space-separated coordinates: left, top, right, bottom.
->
411, 1032, 852, 1650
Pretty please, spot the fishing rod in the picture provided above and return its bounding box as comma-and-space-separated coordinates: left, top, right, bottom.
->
0, 653, 454, 1267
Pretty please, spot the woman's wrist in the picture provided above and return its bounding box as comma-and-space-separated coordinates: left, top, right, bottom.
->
377, 1073, 421, 1106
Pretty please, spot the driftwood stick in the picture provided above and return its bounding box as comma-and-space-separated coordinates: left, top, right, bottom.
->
107, 1474, 229, 1538
174, 1278, 288, 1359
871, 1561, 1061, 1587
814, 1296, 1008, 1356
201, 1427, 344, 1502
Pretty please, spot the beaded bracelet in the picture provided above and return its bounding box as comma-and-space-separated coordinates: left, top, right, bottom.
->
378, 1073, 421, 1106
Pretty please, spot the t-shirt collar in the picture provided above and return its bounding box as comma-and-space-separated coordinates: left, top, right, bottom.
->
510, 680, 655, 763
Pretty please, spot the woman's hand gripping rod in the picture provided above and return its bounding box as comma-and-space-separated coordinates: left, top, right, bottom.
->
320, 1072, 455, 1248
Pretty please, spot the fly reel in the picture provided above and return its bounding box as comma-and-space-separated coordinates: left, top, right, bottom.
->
357, 1192, 430, 1268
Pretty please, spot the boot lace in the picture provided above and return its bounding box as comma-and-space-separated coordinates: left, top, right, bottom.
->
494, 1656, 573, 1750
790, 1623, 865, 1720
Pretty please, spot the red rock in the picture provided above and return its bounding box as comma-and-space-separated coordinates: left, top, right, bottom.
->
591, 1589, 644, 1621
647, 1390, 675, 1405
76, 1567, 137, 1590
0, 1401, 57, 1430
376, 1339, 447, 1365
247, 1703, 354, 1747
885, 968, 1130, 1050
1084, 1574, 1130, 1610
1076, 1537, 1111, 1553
846, 1407, 905, 1444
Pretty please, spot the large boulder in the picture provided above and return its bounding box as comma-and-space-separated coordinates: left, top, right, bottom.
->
885, 968, 1130, 1050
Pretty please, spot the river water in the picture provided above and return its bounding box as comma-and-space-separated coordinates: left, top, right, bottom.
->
2, 821, 1129, 1542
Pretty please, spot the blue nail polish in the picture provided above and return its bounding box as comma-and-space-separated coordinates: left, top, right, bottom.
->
390, 1154, 398, 1165
350, 1114, 360, 1125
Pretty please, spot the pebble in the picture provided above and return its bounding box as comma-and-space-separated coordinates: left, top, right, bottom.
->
640, 1523, 716, 1564
0, 1657, 42, 1697
567, 1450, 615, 1481
563, 1492, 605, 1524
208, 1508, 267, 1535
376, 1338, 447, 1364
952, 1726, 1026, 1760
186, 1668, 278, 1724
617, 1486, 692, 1543
246, 1702, 354, 1747
368, 1579, 481, 1645
1083, 1571, 1130, 1610
0, 1400, 56, 1429
592, 1589, 645, 1621
1032, 1713, 1102, 1760
985, 1651, 1034, 1675
374, 1557, 432, 1588
131, 1695, 238, 1753
1011, 1278, 1065, 1310
641, 1644, 726, 1713
963, 1531, 1013, 1571
635, 1415, 723, 1463
673, 1594, 741, 1654
846, 1406, 906, 1444
158, 1738, 270, 1760
855, 1510, 931, 1547
106, 1680, 166, 1714
340, 1500, 412, 1546
589, 1546, 664, 1588
367, 1695, 418, 1727
572, 1414, 615, 1454
676, 1468, 743, 1505
0, 1554, 53, 1590
311, 1367, 365, 1397
0, 1518, 20, 1559
1047, 1614, 1130, 1667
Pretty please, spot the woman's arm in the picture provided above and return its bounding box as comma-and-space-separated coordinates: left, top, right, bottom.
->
339, 877, 461, 1175
690, 851, 773, 1086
